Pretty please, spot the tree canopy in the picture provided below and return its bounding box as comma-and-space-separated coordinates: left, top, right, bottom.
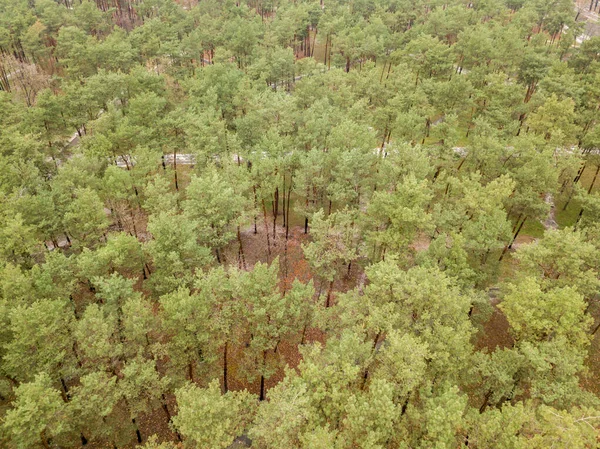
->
2, 0, 600, 447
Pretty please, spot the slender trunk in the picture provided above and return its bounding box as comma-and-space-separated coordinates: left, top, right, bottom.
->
499, 216, 527, 261
577, 164, 600, 223
253, 186, 258, 234
509, 216, 527, 248
237, 227, 246, 270
161, 396, 172, 423
188, 362, 194, 382
259, 350, 267, 401
380, 126, 388, 151
223, 342, 228, 393
563, 163, 586, 210
128, 209, 139, 238
286, 177, 292, 240
282, 175, 286, 228
361, 331, 381, 389
273, 187, 279, 243
60, 377, 70, 402
325, 279, 334, 308
479, 390, 493, 413
132, 418, 142, 444
173, 149, 179, 191
262, 199, 272, 260
511, 213, 523, 233
41, 434, 51, 449
160, 394, 182, 442
400, 393, 411, 416
380, 61, 387, 83
300, 323, 308, 345
586, 164, 600, 195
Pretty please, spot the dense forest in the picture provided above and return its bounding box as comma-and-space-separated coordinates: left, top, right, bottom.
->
2, 0, 600, 447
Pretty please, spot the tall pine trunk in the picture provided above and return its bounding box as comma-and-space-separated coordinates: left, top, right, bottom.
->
237, 227, 246, 270
273, 187, 279, 244
259, 350, 267, 401
286, 179, 292, 240
262, 199, 272, 260
325, 280, 334, 308
499, 216, 527, 261
223, 342, 228, 393
132, 418, 142, 444
173, 149, 179, 191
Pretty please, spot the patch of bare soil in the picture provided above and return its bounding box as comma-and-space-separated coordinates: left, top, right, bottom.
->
509, 234, 537, 251
219, 223, 350, 399
410, 233, 432, 252
76, 217, 520, 448
474, 297, 513, 352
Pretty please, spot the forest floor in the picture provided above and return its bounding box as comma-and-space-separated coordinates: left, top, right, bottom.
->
81, 211, 600, 448
575, 0, 600, 39
66, 99, 600, 449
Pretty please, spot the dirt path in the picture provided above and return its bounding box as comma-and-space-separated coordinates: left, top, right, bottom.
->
541, 193, 558, 231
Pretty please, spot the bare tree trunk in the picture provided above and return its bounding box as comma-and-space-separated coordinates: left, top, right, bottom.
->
586, 164, 600, 196
41, 434, 51, 449
286, 178, 292, 240
262, 199, 272, 261
173, 149, 179, 191
160, 394, 182, 441
237, 227, 246, 270
499, 216, 527, 261
132, 418, 142, 444
273, 187, 279, 244
325, 279, 334, 308
223, 342, 228, 393
576, 164, 600, 224
479, 390, 493, 413
188, 363, 194, 383
128, 209, 139, 238
564, 163, 587, 210
259, 350, 267, 401
282, 175, 287, 228
253, 186, 258, 234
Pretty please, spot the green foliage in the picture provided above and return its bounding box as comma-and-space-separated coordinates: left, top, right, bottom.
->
2, 373, 67, 449
1, 0, 600, 447
3, 299, 75, 382
173, 380, 255, 449
183, 169, 248, 251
